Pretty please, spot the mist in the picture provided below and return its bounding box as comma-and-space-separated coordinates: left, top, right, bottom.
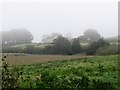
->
1, 1, 118, 42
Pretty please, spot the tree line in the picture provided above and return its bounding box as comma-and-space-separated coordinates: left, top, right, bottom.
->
2, 35, 109, 55
2, 28, 117, 55
1, 28, 102, 45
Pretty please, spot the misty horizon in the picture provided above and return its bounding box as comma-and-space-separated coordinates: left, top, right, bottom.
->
1, 28, 119, 43
1, 1, 118, 42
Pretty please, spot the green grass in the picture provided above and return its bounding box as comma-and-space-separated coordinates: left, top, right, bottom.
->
6, 55, 118, 89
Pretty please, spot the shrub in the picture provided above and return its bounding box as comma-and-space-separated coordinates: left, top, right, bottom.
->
86, 39, 109, 55
96, 44, 118, 55
2, 56, 22, 89
51, 36, 72, 55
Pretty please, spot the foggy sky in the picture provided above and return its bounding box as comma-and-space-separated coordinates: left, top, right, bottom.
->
1, 1, 118, 42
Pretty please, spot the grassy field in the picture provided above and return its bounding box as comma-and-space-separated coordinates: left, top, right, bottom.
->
2, 54, 119, 89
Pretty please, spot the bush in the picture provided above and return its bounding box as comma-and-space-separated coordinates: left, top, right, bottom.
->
51, 36, 72, 55
24, 45, 43, 54
2, 56, 22, 89
86, 39, 109, 55
96, 44, 119, 55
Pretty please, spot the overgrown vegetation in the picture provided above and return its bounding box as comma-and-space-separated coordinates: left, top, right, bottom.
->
2, 56, 21, 89
2, 55, 119, 89
96, 44, 119, 55
86, 38, 109, 55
